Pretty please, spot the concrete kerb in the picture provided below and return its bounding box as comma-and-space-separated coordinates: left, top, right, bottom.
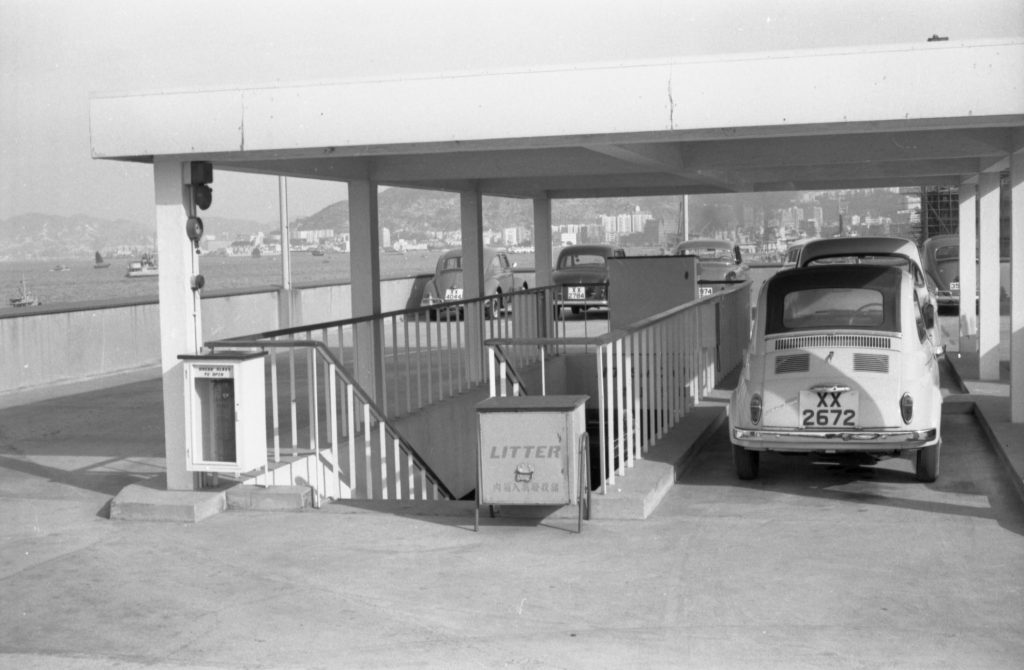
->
943, 353, 1024, 507
107, 400, 727, 524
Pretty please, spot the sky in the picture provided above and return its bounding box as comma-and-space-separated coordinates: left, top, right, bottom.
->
1, 0, 1022, 226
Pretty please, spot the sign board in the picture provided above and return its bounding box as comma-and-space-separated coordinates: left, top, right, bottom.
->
607, 256, 698, 330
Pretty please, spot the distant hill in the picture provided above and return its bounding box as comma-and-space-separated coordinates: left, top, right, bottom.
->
0, 213, 276, 260
291, 188, 688, 235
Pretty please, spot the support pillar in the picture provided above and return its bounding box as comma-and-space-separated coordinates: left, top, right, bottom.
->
277, 176, 300, 328
154, 159, 203, 491
461, 189, 485, 383
349, 180, 384, 405
958, 178, 978, 353
533, 197, 553, 288
978, 172, 1001, 381
1011, 151, 1024, 421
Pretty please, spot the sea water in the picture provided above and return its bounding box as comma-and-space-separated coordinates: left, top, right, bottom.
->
1, 250, 535, 312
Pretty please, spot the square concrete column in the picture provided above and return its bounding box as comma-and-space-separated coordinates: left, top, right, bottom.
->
277, 176, 301, 328
958, 179, 978, 353
533, 197, 553, 288
978, 172, 1001, 381
349, 180, 384, 405
460, 189, 485, 382
1011, 150, 1024, 421
154, 159, 203, 491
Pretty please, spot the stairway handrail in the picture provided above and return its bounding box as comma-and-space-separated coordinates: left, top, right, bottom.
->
206, 337, 455, 500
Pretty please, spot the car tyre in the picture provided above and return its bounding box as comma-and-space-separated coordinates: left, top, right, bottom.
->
915, 443, 940, 482
732, 443, 759, 480
484, 296, 500, 320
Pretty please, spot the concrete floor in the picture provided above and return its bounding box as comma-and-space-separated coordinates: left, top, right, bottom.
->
2, 314, 1023, 668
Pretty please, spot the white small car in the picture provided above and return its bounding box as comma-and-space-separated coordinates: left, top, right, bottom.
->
729, 264, 942, 482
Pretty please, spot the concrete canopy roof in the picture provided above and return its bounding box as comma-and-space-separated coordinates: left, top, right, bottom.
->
90, 39, 1024, 198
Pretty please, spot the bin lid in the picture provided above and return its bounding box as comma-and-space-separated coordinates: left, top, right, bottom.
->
477, 395, 588, 413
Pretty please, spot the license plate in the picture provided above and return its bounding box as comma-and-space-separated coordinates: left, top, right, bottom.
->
567, 286, 586, 300
444, 288, 463, 300
949, 282, 959, 291
799, 390, 859, 428
699, 286, 713, 297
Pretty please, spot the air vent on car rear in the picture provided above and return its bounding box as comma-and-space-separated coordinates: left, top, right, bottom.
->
853, 353, 889, 373
773, 334, 893, 351
775, 353, 810, 374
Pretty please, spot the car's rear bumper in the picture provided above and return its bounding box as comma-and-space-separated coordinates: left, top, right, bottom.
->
553, 298, 608, 309
731, 426, 939, 451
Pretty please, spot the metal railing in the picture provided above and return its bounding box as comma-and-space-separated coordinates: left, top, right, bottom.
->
205, 338, 453, 504
228, 285, 590, 420
486, 282, 750, 494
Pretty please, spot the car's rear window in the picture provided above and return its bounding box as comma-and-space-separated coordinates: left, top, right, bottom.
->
558, 253, 608, 268
782, 288, 885, 330
934, 246, 959, 260
766, 266, 901, 335
804, 254, 910, 271
441, 257, 462, 271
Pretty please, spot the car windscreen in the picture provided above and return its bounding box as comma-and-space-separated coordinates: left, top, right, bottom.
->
558, 253, 608, 268
765, 266, 901, 335
679, 246, 733, 261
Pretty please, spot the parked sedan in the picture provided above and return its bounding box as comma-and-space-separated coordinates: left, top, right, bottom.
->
672, 238, 748, 297
921, 234, 963, 310
420, 248, 517, 317
552, 244, 625, 314
729, 265, 942, 482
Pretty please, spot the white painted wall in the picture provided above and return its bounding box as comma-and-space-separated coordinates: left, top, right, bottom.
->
0, 276, 422, 401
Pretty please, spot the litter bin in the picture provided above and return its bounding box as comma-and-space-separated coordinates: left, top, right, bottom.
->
476, 394, 589, 531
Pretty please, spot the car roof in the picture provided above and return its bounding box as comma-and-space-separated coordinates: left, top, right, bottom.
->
437, 247, 502, 260
674, 238, 734, 250
798, 236, 922, 266
556, 244, 622, 257
921, 234, 959, 253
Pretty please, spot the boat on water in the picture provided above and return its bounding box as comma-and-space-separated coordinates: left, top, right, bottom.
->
93, 251, 110, 269
51, 264, 71, 272
9, 277, 41, 308
126, 253, 158, 278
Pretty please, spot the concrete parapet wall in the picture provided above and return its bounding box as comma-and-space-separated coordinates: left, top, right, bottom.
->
0, 276, 419, 400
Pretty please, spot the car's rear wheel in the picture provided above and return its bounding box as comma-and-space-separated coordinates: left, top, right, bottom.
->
732, 443, 759, 480
915, 443, 940, 482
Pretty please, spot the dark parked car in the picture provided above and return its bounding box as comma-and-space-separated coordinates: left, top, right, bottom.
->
921, 234, 964, 310
552, 244, 625, 314
420, 248, 517, 317
672, 238, 748, 296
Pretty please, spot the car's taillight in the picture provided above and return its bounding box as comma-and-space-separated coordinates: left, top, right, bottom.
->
900, 393, 913, 424
750, 394, 762, 425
